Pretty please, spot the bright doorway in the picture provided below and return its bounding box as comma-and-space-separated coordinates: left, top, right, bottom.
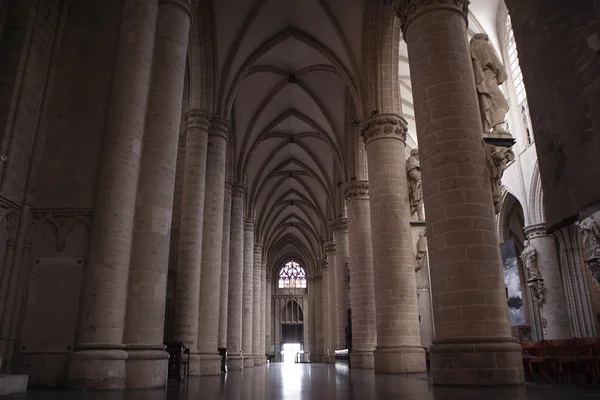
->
281, 343, 302, 363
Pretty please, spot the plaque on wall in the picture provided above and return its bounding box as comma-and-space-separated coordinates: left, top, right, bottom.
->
20, 258, 84, 353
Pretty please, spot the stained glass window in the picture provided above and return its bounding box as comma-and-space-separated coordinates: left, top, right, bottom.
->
278, 260, 307, 289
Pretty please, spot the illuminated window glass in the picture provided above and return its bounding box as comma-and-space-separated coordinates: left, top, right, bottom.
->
278, 260, 307, 289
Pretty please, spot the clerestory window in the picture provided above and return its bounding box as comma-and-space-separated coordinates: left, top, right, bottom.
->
278, 260, 307, 289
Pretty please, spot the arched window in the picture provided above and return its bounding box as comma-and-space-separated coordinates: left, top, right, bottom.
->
278, 260, 307, 289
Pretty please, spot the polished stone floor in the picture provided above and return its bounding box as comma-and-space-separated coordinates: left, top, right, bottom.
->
7, 363, 600, 399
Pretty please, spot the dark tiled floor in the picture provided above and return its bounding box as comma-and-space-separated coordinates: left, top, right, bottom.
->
7, 363, 600, 399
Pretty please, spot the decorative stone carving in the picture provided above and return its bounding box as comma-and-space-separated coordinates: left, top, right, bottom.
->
332, 218, 348, 232
360, 113, 407, 145
260, 261, 266, 271
576, 216, 600, 289
232, 181, 246, 198
209, 115, 230, 140
30, 209, 92, 252
253, 243, 263, 254
325, 241, 336, 255
520, 239, 545, 305
243, 217, 255, 230
485, 144, 514, 214
224, 179, 234, 194
406, 149, 425, 221
185, 109, 211, 131
470, 33, 511, 138
321, 259, 329, 270
343, 181, 369, 201
395, 0, 470, 35
415, 231, 427, 272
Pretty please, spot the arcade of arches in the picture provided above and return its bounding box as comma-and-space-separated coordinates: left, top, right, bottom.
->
0, 0, 599, 394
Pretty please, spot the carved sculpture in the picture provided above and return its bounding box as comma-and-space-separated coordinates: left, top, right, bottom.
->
520, 240, 544, 305
406, 149, 425, 221
470, 33, 510, 138
576, 216, 600, 289
415, 231, 427, 272
485, 144, 514, 213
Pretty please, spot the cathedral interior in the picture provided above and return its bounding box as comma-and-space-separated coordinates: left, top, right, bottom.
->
0, 0, 600, 398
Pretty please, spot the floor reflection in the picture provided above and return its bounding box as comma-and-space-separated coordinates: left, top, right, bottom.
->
13, 363, 600, 400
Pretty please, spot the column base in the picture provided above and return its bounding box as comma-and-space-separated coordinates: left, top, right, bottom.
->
430, 339, 524, 385
228, 354, 244, 370
197, 353, 221, 376
125, 347, 169, 389
67, 348, 127, 390
188, 353, 201, 376
243, 355, 255, 367
374, 345, 426, 373
350, 351, 374, 369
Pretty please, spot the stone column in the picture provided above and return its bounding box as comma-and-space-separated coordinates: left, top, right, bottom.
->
325, 241, 338, 355
197, 117, 229, 375
417, 253, 434, 349
242, 218, 255, 366
313, 275, 324, 362
172, 109, 210, 376
227, 182, 245, 370
260, 261, 267, 363
66, 0, 159, 389
333, 218, 349, 350
123, 0, 192, 389
321, 259, 331, 362
360, 115, 425, 373
395, 0, 524, 385
343, 180, 377, 369
218, 180, 233, 350
252, 244, 263, 365
265, 276, 272, 357
524, 224, 571, 339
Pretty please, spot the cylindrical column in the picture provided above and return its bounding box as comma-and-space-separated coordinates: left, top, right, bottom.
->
242, 218, 255, 366
333, 218, 349, 350
173, 109, 211, 376
396, 0, 523, 385
218, 180, 233, 349
265, 276, 272, 357
360, 113, 425, 373
343, 180, 377, 369
226, 182, 245, 370
313, 275, 323, 362
524, 224, 571, 339
252, 244, 263, 365
66, 0, 159, 389
321, 259, 331, 363
417, 251, 434, 349
325, 241, 338, 358
260, 261, 267, 363
197, 117, 229, 375
123, 0, 191, 389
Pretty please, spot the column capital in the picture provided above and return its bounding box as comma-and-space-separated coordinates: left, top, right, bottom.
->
332, 217, 348, 232
244, 217, 255, 230
325, 241, 336, 255
254, 242, 263, 253
185, 109, 211, 131
360, 113, 408, 146
160, 0, 198, 19
232, 181, 246, 198
524, 223, 547, 239
321, 259, 329, 270
266, 276, 272, 282
261, 261, 267, 270
24, 240, 33, 252
224, 178, 234, 194
209, 115, 230, 140
343, 180, 369, 201
394, 0, 470, 37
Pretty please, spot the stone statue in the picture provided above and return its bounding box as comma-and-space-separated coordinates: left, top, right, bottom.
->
406, 148, 425, 221
470, 33, 510, 137
415, 232, 427, 272
520, 240, 544, 305
486, 144, 514, 213
576, 216, 600, 289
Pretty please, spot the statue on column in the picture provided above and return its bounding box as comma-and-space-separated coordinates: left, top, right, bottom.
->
576, 216, 600, 289
486, 145, 514, 213
470, 33, 510, 138
415, 232, 427, 272
406, 148, 425, 221
520, 240, 544, 305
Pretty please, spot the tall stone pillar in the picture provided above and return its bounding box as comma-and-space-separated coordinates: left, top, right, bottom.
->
416, 251, 434, 349
242, 218, 255, 366
196, 117, 229, 375
219, 180, 233, 350
66, 0, 159, 389
123, 0, 192, 388
260, 261, 267, 363
313, 275, 324, 362
265, 276, 272, 357
227, 182, 245, 370
321, 259, 331, 362
325, 241, 338, 356
252, 244, 263, 365
524, 224, 571, 339
395, 0, 524, 385
343, 180, 377, 369
333, 218, 349, 350
172, 109, 210, 376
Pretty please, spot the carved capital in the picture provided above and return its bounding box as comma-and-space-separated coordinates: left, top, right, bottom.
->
332, 217, 348, 232
261, 262, 267, 270
321, 259, 329, 270
254, 243, 263, 253
185, 109, 211, 131
160, 0, 198, 19
209, 115, 230, 140
360, 113, 408, 146
394, 0, 470, 36
224, 179, 234, 194
524, 223, 547, 240
343, 180, 369, 201
266, 276, 272, 283
325, 241, 336, 255
243, 218, 255, 230
23, 240, 33, 252
232, 181, 246, 198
